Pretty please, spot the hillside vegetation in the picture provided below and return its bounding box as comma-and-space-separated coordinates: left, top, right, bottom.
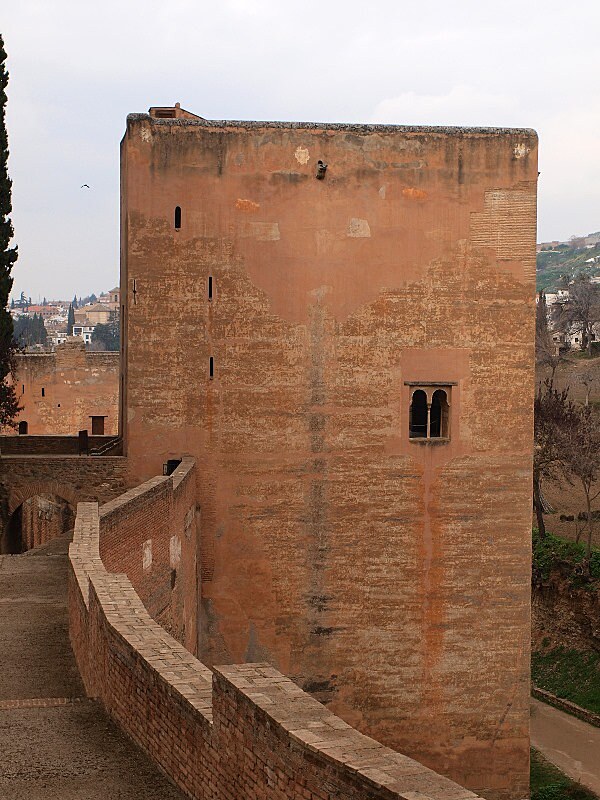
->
537, 235, 600, 292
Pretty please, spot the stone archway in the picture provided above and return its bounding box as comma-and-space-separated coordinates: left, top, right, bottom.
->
5, 489, 77, 554
7, 480, 80, 518
1, 482, 81, 555
0, 453, 127, 554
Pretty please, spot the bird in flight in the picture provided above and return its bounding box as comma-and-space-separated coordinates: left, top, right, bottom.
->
81, 184, 90, 189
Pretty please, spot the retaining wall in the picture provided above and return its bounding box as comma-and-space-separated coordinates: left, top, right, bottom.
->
532, 686, 600, 728
69, 460, 481, 800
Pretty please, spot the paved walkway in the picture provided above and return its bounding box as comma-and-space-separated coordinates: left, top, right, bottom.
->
531, 697, 600, 796
0, 536, 185, 800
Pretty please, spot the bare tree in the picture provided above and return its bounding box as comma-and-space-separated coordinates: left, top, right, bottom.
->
533, 380, 578, 538
552, 275, 600, 356
575, 367, 598, 406
536, 291, 564, 381
562, 404, 600, 565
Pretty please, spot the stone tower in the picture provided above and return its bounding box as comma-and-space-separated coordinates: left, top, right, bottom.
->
120, 107, 537, 799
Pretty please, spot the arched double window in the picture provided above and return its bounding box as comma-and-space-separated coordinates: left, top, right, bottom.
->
407, 384, 453, 440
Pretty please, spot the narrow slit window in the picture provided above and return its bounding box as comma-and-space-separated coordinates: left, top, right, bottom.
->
21, 384, 24, 394
41, 387, 45, 397
174, 206, 182, 230
208, 276, 213, 301
209, 356, 214, 379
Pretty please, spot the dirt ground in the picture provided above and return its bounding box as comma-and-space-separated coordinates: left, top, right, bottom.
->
537, 354, 600, 548
0, 536, 185, 800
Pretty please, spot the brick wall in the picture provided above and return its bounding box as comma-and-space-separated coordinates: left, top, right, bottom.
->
69, 482, 483, 800
0, 435, 121, 455
18, 494, 75, 551
0, 455, 127, 554
99, 457, 198, 652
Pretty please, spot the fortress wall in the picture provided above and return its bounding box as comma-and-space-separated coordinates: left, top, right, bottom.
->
99, 457, 198, 652
7, 340, 119, 435
69, 482, 482, 800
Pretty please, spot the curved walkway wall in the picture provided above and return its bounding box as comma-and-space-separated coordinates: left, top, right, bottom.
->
69, 459, 482, 800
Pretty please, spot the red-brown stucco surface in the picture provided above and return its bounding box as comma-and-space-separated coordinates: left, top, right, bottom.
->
120, 113, 537, 799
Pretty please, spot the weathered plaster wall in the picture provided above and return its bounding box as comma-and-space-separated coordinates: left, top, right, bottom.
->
121, 114, 537, 799
7, 339, 119, 435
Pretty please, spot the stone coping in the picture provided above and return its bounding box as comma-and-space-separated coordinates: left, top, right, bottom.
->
128, 113, 537, 138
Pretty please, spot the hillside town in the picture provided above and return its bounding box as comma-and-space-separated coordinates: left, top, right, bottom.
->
9, 286, 120, 350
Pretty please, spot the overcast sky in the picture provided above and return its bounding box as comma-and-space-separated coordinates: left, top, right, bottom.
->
4, 1, 600, 301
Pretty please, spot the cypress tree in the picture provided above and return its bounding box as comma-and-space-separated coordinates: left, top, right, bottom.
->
67, 303, 75, 335
0, 36, 19, 427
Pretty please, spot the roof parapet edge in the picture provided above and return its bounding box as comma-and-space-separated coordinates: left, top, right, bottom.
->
126, 112, 537, 138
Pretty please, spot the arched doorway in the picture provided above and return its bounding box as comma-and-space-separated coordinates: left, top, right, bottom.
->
4, 494, 76, 554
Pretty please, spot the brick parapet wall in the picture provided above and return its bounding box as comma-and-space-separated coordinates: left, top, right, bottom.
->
0, 435, 121, 455
69, 465, 482, 800
98, 457, 197, 650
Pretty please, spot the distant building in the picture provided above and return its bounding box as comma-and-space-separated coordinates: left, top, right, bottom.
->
13, 304, 61, 320
544, 289, 569, 306
98, 286, 120, 308
74, 303, 114, 327
72, 324, 95, 344
46, 330, 69, 348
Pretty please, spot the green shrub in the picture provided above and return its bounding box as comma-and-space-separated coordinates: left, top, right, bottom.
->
532, 528, 600, 582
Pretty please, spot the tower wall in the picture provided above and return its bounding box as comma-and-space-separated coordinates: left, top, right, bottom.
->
120, 113, 537, 799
